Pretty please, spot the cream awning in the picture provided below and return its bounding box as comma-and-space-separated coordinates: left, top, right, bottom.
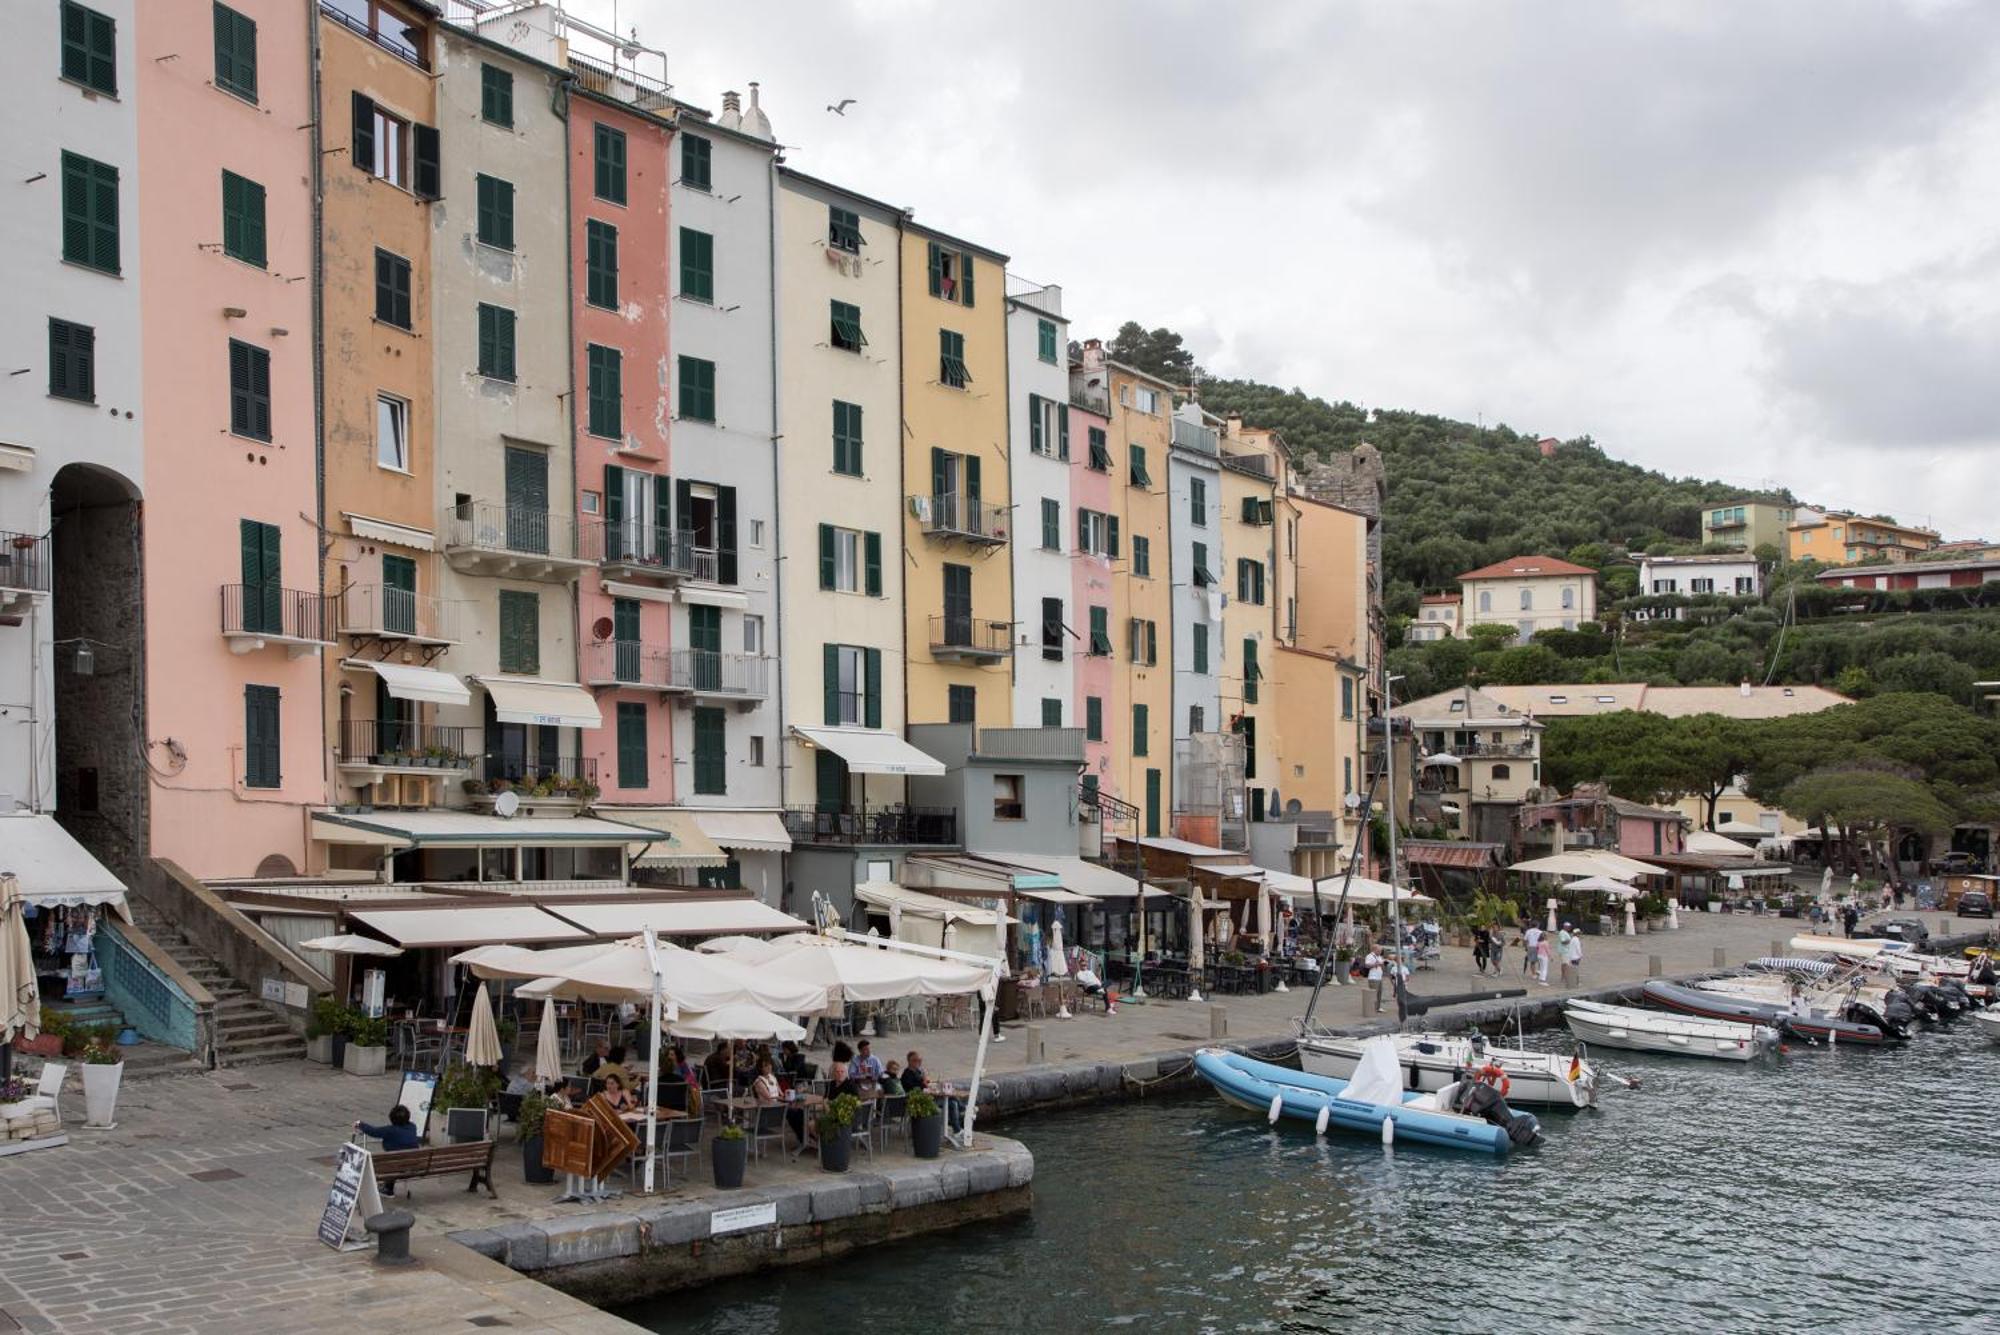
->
600, 579, 674, 605
791, 725, 946, 776
1510, 851, 1671, 880
344, 659, 470, 706
476, 675, 603, 728
548, 899, 810, 939
609, 810, 730, 867
853, 882, 1016, 925
1016, 887, 1095, 904
680, 586, 749, 610
342, 512, 435, 551
967, 851, 1171, 900
347, 905, 589, 948
311, 810, 660, 846
692, 810, 793, 853
309, 816, 411, 849
0, 814, 130, 920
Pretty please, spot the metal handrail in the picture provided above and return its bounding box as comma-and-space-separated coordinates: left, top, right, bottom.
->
220, 584, 334, 642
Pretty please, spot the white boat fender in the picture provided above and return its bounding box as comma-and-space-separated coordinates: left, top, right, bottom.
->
1268, 1093, 1283, 1125
1381, 1114, 1395, 1146
1314, 1104, 1330, 1136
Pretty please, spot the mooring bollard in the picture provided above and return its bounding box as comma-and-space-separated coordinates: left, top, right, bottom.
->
1771, 940, 1785, 960
365, 1208, 415, 1266
1024, 1024, 1045, 1066
1648, 955, 1662, 977
1210, 1004, 1228, 1039
1713, 947, 1727, 969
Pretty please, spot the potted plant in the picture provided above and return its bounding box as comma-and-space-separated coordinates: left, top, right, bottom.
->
461, 777, 489, 797
80, 1038, 124, 1128
908, 1088, 944, 1159
343, 1014, 389, 1076
430, 1062, 503, 1138
578, 781, 600, 805
305, 996, 347, 1065
816, 1092, 859, 1172
518, 1091, 556, 1183
14, 1007, 66, 1059
713, 1122, 748, 1189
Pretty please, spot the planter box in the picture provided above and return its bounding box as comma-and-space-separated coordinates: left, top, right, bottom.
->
712, 1134, 747, 1189
306, 1035, 335, 1065
911, 1111, 944, 1159
82, 1062, 123, 1129
343, 1044, 387, 1077
818, 1127, 851, 1173
12, 1034, 62, 1059
522, 1135, 556, 1184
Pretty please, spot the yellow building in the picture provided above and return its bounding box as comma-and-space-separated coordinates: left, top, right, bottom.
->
899, 224, 1013, 728
1701, 500, 1796, 552
1282, 494, 1373, 832
1788, 511, 1940, 564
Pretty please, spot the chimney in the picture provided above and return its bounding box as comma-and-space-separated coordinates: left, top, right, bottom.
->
718, 90, 742, 131
743, 81, 774, 140
1738, 680, 1752, 697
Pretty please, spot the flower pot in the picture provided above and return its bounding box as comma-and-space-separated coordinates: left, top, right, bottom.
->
818, 1127, 851, 1173
306, 1034, 335, 1065
712, 1135, 748, 1189
13, 1033, 63, 1059
330, 1033, 348, 1068
342, 1043, 387, 1076
522, 1135, 556, 1184
911, 1111, 944, 1159
82, 1061, 123, 1128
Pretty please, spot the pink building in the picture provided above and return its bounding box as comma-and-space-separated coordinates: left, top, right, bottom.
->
571, 91, 678, 804
138, 1, 325, 877
1519, 786, 1687, 861
1069, 403, 1115, 792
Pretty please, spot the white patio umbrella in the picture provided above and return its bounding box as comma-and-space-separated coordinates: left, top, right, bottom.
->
297, 933, 404, 957
693, 935, 773, 955
1420, 752, 1462, 766
746, 934, 991, 1003
511, 938, 829, 1015
1511, 851, 1669, 881
1562, 876, 1641, 899
1, 876, 39, 1052
465, 982, 503, 1067
532, 997, 563, 1084
668, 1003, 806, 1044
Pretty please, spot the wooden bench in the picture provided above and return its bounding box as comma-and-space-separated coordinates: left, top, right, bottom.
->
370, 1140, 498, 1198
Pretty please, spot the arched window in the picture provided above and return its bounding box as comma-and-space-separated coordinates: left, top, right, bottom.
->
1491, 763, 1511, 780
1478, 590, 1491, 612
1562, 586, 1574, 609
1519, 587, 1532, 610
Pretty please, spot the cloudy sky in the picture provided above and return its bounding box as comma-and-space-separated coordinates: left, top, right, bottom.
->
615, 0, 2000, 540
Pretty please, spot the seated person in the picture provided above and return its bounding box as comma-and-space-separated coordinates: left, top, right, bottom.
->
666, 1044, 701, 1087
778, 1040, 809, 1080
751, 1058, 782, 1104
702, 1044, 733, 1086
579, 1039, 611, 1077
901, 1051, 928, 1092
881, 1059, 902, 1089
594, 1046, 633, 1090
826, 1060, 862, 1101
851, 1038, 885, 1081
830, 1039, 853, 1066
354, 1104, 422, 1151
600, 1072, 638, 1114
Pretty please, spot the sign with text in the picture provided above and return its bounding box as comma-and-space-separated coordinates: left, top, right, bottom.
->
396, 1071, 438, 1137
317, 1142, 383, 1251
710, 1201, 777, 1236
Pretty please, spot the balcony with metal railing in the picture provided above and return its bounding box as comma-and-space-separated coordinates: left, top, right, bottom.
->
480, 751, 598, 792
781, 805, 958, 847
443, 502, 592, 581
915, 493, 1009, 546
0, 530, 48, 614
334, 720, 472, 772
580, 519, 700, 583
567, 50, 672, 112
668, 649, 769, 704
974, 726, 1085, 764
1069, 386, 1110, 416
582, 639, 675, 693
929, 614, 1011, 664
220, 584, 336, 657
1171, 417, 1219, 455
319, 0, 429, 69
339, 584, 462, 646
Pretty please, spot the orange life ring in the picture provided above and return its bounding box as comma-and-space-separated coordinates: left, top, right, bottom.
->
1473, 1062, 1511, 1097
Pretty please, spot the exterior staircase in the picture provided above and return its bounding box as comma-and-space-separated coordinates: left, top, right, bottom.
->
123, 900, 302, 1067
37, 1000, 200, 1078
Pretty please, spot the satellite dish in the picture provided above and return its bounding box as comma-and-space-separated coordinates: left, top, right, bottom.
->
592, 617, 614, 641
493, 790, 520, 819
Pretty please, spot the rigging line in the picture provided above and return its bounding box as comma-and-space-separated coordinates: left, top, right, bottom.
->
1300, 765, 1385, 1033
1762, 584, 1795, 686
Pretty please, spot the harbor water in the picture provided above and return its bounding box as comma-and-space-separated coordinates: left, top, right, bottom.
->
628, 1021, 1998, 1333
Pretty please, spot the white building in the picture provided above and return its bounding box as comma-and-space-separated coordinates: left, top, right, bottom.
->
1407, 593, 1460, 642
1459, 555, 1597, 640
1007, 285, 1075, 728
1169, 403, 1222, 743
1638, 553, 1761, 619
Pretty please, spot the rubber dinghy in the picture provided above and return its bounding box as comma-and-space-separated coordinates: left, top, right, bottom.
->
1642, 980, 1900, 1045
1194, 1040, 1540, 1154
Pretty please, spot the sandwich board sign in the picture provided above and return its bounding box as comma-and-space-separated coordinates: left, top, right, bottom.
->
318, 1141, 384, 1251
396, 1071, 438, 1137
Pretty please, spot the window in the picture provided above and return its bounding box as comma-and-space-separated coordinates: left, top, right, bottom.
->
1735, 576, 1756, 595
1129, 445, 1151, 487
1192, 623, 1209, 674
679, 228, 713, 302
1236, 558, 1266, 605
1691, 578, 1714, 594
830, 300, 866, 352
1041, 698, 1062, 727
216, 170, 269, 268
1189, 705, 1204, 734
1478, 590, 1491, 612
616, 702, 648, 789
743, 615, 764, 655
375, 393, 409, 471
62, 2, 118, 96
1037, 318, 1058, 364
939, 330, 970, 388
586, 220, 618, 307
1088, 606, 1112, 657
476, 303, 516, 381
498, 590, 538, 673
1040, 596, 1066, 661
948, 684, 976, 724
48, 319, 94, 403
993, 774, 1025, 820
1132, 386, 1159, 414
680, 133, 712, 190
243, 685, 280, 789
678, 356, 715, 421
1491, 763, 1512, 781
1192, 541, 1213, 587
61, 152, 119, 274
1132, 704, 1149, 756
1028, 395, 1068, 458
586, 345, 622, 439
824, 643, 881, 726
1128, 617, 1158, 665
594, 122, 627, 204
228, 338, 271, 440
829, 205, 862, 252
1189, 476, 1207, 526
693, 706, 727, 794
1041, 498, 1060, 551
480, 62, 512, 126
1240, 496, 1275, 526
1243, 639, 1260, 703
1344, 757, 1353, 795
832, 400, 863, 475
374, 249, 411, 328
1076, 509, 1119, 558
1340, 676, 1355, 720
749, 735, 765, 767
475, 174, 514, 249
1132, 536, 1151, 578
1561, 586, 1575, 609
817, 524, 879, 595
353, 95, 407, 186
1517, 620, 1534, 641
1519, 587, 1532, 610
1145, 768, 1162, 837
926, 240, 975, 306
1086, 427, 1112, 471
238, 517, 282, 633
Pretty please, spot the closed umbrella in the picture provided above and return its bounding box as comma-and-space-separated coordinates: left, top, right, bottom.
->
1187, 886, 1206, 1002
465, 982, 503, 1067
2, 875, 39, 1057
532, 997, 563, 1084
1046, 914, 1071, 1019
297, 933, 403, 957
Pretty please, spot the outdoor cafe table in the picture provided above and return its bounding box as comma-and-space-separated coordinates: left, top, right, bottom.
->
720, 1092, 827, 1123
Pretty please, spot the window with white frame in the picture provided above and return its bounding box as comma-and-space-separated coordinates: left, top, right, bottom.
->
830, 527, 861, 592
376, 392, 409, 471
744, 614, 764, 654
833, 644, 864, 724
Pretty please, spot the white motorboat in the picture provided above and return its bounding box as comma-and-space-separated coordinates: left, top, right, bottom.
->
1975, 1008, 2000, 1044
1298, 1030, 1596, 1108
1563, 999, 1777, 1062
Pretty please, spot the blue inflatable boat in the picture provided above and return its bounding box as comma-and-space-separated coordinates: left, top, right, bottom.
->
1193, 1047, 1539, 1154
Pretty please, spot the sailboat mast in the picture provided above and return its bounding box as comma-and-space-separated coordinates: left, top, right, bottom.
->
1385, 670, 1407, 1021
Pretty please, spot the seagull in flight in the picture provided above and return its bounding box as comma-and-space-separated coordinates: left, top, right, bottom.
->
827, 98, 857, 115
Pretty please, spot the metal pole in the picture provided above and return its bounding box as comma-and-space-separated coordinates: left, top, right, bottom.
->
641, 927, 663, 1194
1384, 672, 1408, 1022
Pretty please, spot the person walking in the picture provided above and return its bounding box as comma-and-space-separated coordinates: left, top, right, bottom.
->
1523, 923, 1543, 981
1535, 931, 1552, 986
1487, 926, 1506, 977
1361, 945, 1385, 1015
1555, 924, 1574, 987
1564, 926, 1584, 987
1472, 927, 1490, 977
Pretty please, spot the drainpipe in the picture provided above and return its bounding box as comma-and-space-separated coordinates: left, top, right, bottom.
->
895, 212, 911, 816
766, 150, 787, 822
308, 4, 329, 861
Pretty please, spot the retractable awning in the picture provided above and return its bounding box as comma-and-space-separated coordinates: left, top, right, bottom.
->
791, 725, 946, 776
343, 512, 434, 551
970, 851, 1172, 900
311, 810, 661, 846
309, 816, 411, 849
1015, 887, 1095, 904
476, 675, 603, 728
547, 899, 810, 939
608, 810, 730, 868
347, 905, 589, 948
345, 659, 470, 706
692, 810, 793, 853
0, 814, 130, 920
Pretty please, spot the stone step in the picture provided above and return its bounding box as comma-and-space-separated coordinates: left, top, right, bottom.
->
216, 1037, 302, 1066
214, 1014, 292, 1036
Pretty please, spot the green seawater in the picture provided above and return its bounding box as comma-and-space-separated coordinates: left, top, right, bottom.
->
624, 1022, 1999, 1333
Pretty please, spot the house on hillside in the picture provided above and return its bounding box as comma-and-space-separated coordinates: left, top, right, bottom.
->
1701, 500, 1797, 552
1634, 553, 1762, 620
1814, 555, 2000, 592
1399, 686, 1542, 845
1458, 555, 1596, 640
1787, 511, 1940, 564
1407, 592, 1460, 641
1517, 784, 1687, 861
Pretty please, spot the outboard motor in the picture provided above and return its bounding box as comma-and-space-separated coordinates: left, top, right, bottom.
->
1936, 979, 1972, 1013
1846, 998, 1906, 1041
1452, 1078, 1542, 1148
1905, 983, 1949, 1020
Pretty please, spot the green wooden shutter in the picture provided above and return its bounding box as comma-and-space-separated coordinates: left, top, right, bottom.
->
1145, 769, 1162, 837
680, 228, 713, 302
864, 531, 882, 596
1028, 393, 1043, 454
602, 464, 625, 549
693, 707, 726, 794
213, 4, 257, 101
616, 702, 647, 789
1147, 620, 1158, 664
498, 589, 538, 674
964, 455, 980, 504
61, 152, 119, 274
655, 478, 673, 548
1243, 639, 1259, 703
863, 649, 882, 728
352, 92, 374, 173
1042, 698, 1062, 727
244, 685, 280, 789
1133, 704, 1149, 756
818, 523, 835, 590
64, 2, 118, 96
681, 134, 710, 190
926, 241, 943, 297
716, 485, 737, 585
481, 63, 513, 126
382, 553, 416, 635
1085, 696, 1102, 742
1058, 405, 1070, 459
958, 251, 975, 306
1107, 516, 1120, 559
222, 171, 266, 267
588, 345, 621, 437
477, 175, 514, 250
1041, 498, 1058, 550
48, 319, 95, 403
1077, 508, 1088, 552
412, 122, 440, 200
595, 123, 627, 204
930, 447, 948, 500
823, 644, 841, 724
588, 220, 618, 307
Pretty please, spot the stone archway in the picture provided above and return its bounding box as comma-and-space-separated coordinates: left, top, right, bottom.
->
50, 462, 145, 887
